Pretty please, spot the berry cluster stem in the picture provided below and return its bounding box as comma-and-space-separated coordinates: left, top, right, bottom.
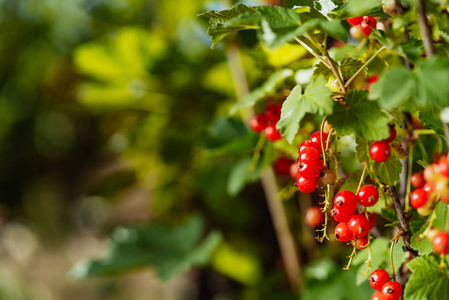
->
317, 184, 331, 242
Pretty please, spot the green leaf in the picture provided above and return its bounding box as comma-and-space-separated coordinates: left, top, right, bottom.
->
329, 0, 390, 19
370, 56, 449, 110
381, 208, 398, 222
373, 155, 402, 186
198, 4, 259, 49
314, 0, 338, 17
405, 255, 449, 300
328, 90, 390, 140
434, 201, 448, 229
70, 215, 222, 281
419, 109, 445, 136
355, 138, 370, 163
340, 169, 363, 193
339, 58, 364, 80
313, 62, 333, 79
276, 77, 333, 143
230, 69, 293, 115
401, 38, 424, 63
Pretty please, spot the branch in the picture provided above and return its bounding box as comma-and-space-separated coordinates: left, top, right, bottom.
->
417, 0, 436, 56
387, 186, 418, 257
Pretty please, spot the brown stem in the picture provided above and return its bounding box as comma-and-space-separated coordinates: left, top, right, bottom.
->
325, 52, 346, 93
225, 35, 302, 292
417, 0, 436, 56
387, 186, 418, 257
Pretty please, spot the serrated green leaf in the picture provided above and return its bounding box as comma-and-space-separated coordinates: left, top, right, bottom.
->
370, 56, 449, 110
405, 255, 449, 300
276, 77, 333, 143
70, 216, 222, 281
314, 0, 338, 17
401, 38, 424, 62
230, 69, 293, 115
328, 90, 389, 140
373, 155, 402, 185
411, 225, 432, 256
355, 138, 370, 163
339, 58, 363, 81
340, 169, 363, 192
419, 109, 445, 136
313, 62, 333, 79
329, 0, 390, 19
198, 3, 256, 20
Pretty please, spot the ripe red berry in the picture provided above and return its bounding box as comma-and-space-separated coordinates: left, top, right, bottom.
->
346, 16, 364, 25
299, 147, 321, 163
332, 208, 353, 223
369, 269, 390, 291
432, 232, 449, 255
366, 212, 376, 229
410, 188, 429, 209
381, 281, 402, 300
304, 206, 325, 227
370, 141, 391, 162
411, 172, 426, 188
265, 124, 282, 142
296, 176, 318, 193
385, 126, 397, 143
357, 185, 379, 207
309, 131, 329, 153
423, 182, 435, 194
249, 114, 268, 132
334, 223, 355, 242
298, 140, 321, 153
356, 235, 369, 250
289, 162, 299, 179
438, 157, 449, 178
299, 160, 321, 179
348, 214, 371, 237
265, 104, 282, 123
274, 157, 293, 176
371, 291, 383, 300
367, 74, 378, 84
333, 190, 358, 216
360, 16, 377, 35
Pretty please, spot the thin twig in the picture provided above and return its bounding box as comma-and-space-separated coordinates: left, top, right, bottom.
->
325, 52, 346, 93
387, 186, 418, 257
294, 37, 330, 68
417, 0, 436, 56
344, 46, 386, 89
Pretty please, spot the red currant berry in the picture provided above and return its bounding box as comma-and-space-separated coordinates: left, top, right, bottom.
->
369, 269, 390, 291
367, 74, 378, 84
333, 190, 358, 216
249, 114, 268, 132
381, 281, 402, 300
411, 172, 426, 188
370, 141, 391, 162
298, 140, 321, 153
265, 104, 282, 123
366, 212, 376, 229
356, 235, 369, 250
423, 182, 435, 194
310, 131, 329, 153
335, 223, 355, 242
385, 126, 396, 143
299, 160, 321, 179
299, 147, 321, 163
360, 16, 377, 35
357, 185, 379, 207
438, 157, 449, 178
348, 214, 371, 237
432, 232, 449, 255
346, 16, 363, 25
265, 124, 282, 142
289, 162, 299, 179
274, 157, 293, 176
410, 188, 429, 209
296, 176, 318, 193
371, 291, 383, 300
304, 206, 325, 227
332, 208, 353, 223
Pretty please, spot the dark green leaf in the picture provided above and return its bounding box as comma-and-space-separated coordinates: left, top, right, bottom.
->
328, 90, 390, 140
340, 169, 363, 193
405, 255, 449, 300
339, 58, 364, 80
329, 0, 390, 19
380, 208, 398, 222
313, 62, 333, 79
277, 77, 333, 143
419, 109, 445, 136
230, 69, 293, 115
373, 155, 402, 185
70, 216, 222, 281
401, 38, 424, 62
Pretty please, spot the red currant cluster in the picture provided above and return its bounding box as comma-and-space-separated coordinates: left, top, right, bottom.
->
369, 269, 402, 300
249, 104, 283, 142
347, 16, 377, 35
294, 131, 330, 193
332, 186, 378, 249
369, 125, 396, 162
